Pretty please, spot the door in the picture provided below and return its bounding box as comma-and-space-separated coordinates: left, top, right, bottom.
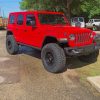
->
23, 14, 41, 47
88, 20, 93, 28
8, 14, 16, 38
16, 14, 25, 43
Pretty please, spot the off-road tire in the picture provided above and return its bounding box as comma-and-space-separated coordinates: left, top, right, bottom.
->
6, 35, 19, 55
41, 43, 66, 73
78, 50, 99, 63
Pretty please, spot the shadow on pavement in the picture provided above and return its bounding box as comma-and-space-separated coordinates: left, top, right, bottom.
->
18, 45, 97, 70
18, 45, 41, 59
0, 28, 6, 31
66, 57, 96, 69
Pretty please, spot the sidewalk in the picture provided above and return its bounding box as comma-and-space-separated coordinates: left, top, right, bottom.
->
87, 76, 100, 93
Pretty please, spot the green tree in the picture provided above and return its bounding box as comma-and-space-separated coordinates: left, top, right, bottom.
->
20, 0, 76, 18
81, 0, 100, 18
20, 0, 100, 19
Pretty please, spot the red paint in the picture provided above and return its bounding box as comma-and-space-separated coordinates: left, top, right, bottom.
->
7, 11, 95, 48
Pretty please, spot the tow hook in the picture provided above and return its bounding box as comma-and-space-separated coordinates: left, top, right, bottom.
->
72, 50, 80, 54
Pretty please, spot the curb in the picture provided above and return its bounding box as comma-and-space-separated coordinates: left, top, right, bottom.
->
87, 76, 100, 93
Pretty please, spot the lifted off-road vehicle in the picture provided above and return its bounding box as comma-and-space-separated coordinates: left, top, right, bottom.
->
6, 11, 100, 73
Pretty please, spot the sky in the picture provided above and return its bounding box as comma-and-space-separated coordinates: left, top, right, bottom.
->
0, 0, 21, 18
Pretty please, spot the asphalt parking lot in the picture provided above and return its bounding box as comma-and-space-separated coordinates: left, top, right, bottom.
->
0, 30, 100, 100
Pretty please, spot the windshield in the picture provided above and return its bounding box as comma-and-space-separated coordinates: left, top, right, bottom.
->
73, 17, 84, 22
38, 14, 67, 25
79, 18, 84, 22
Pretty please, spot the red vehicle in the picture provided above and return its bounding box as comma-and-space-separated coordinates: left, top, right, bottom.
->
6, 11, 100, 73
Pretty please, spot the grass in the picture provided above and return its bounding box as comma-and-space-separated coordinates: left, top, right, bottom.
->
75, 57, 100, 95
75, 55, 100, 81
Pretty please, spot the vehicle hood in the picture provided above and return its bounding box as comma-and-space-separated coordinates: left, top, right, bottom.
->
42, 25, 92, 35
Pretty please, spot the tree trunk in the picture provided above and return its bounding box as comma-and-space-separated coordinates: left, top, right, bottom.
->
67, 0, 73, 19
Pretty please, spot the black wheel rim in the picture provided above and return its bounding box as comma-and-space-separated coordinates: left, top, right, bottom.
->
7, 40, 12, 50
45, 52, 54, 65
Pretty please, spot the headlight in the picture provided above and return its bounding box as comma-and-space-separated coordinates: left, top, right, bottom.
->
69, 34, 75, 40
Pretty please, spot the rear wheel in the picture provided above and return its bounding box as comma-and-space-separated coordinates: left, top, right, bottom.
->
6, 35, 19, 55
78, 50, 99, 63
41, 43, 66, 73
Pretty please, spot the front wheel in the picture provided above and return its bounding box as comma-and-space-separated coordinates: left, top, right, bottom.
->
41, 43, 66, 73
78, 50, 99, 63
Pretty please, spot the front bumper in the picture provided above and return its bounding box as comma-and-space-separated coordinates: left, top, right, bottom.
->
64, 44, 100, 56
64, 34, 100, 56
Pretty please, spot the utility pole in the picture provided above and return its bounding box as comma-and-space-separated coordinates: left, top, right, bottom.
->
0, 7, 1, 17
3, 10, 5, 18
0, 7, 2, 17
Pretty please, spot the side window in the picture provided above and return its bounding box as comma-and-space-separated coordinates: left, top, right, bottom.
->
17, 14, 24, 25
26, 14, 36, 26
9, 15, 15, 24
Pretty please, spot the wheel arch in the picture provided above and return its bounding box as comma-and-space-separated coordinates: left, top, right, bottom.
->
6, 31, 13, 37
42, 36, 69, 48
42, 36, 58, 47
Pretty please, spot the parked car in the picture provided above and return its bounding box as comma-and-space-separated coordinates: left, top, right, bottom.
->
86, 19, 100, 30
6, 11, 100, 73
71, 17, 85, 28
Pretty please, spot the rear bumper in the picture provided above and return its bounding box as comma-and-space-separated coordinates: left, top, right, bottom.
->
64, 44, 100, 56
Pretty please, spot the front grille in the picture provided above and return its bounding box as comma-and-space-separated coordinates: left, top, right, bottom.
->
75, 33, 90, 44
